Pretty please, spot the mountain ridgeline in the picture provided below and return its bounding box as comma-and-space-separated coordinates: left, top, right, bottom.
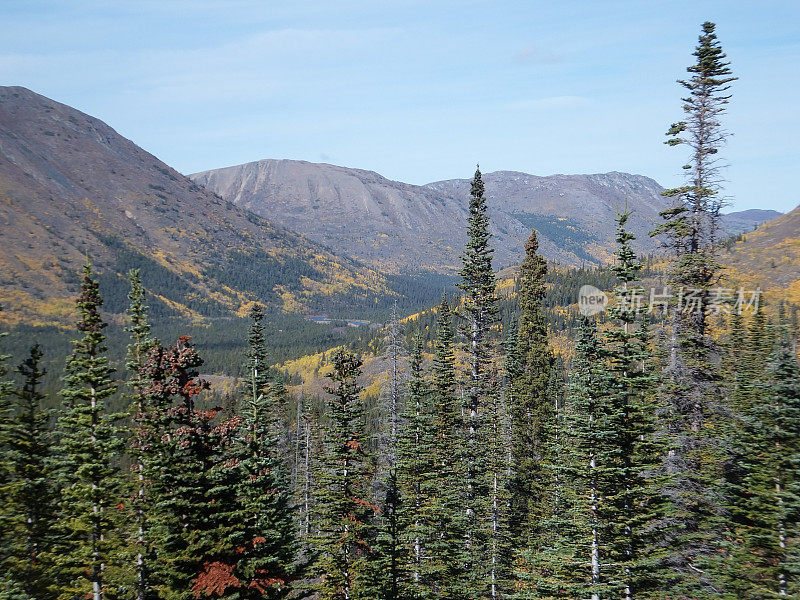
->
0, 86, 445, 327
191, 159, 775, 274
0, 87, 780, 329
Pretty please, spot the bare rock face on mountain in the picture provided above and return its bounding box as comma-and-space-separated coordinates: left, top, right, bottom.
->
193, 161, 777, 274
191, 160, 472, 273
0, 87, 391, 325
427, 170, 668, 268
191, 162, 668, 272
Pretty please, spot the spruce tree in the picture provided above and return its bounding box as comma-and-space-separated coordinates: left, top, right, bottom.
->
1, 344, 56, 599
223, 316, 297, 599
395, 333, 439, 598
429, 294, 468, 599
602, 211, 663, 599
515, 316, 605, 599
650, 22, 736, 595
244, 304, 289, 452
51, 260, 125, 600
509, 229, 553, 545
245, 303, 270, 406
125, 269, 157, 600
314, 348, 377, 600
126, 269, 153, 390
142, 336, 225, 600
457, 165, 499, 595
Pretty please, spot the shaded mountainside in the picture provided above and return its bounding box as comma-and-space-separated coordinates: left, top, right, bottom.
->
0, 87, 404, 326
723, 204, 800, 303
192, 160, 772, 273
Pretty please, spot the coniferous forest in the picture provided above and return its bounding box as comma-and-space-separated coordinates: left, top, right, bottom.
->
1, 20, 800, 600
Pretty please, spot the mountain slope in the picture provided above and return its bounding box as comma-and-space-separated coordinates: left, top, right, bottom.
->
192, 161, 670, 270
426, 173, 778, 266
193, 160, 775, 273
0, 87, 394, 326
190, 159, 471, 273
427, 170, 669, 267
720, 209, 783, 237
723, 204, 800, 302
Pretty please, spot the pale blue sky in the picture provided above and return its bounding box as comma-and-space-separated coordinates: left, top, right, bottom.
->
1, 0, 798, 212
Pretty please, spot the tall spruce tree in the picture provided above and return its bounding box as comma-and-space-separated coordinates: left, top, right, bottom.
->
429, 294, 468, 599
395, 333, 439, 598
243, 304, 289, 455
509, 229, 553, 545
457, 166, 499, 595
124, 269, 157, 600
650, 22, 736, 595
51, 260, 125, 600
220, 308, 296, 599
1, 344, 56, 599
602, 211, 663, 599
314, 348, 377, 600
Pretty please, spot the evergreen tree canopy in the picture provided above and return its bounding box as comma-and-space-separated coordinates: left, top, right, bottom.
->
51, 260, 125, 600
457, 166, 500, 596
429, 294, 468, 599
0, 343, 56, 599
509, 229, 554, 545
314, 348, 377, 600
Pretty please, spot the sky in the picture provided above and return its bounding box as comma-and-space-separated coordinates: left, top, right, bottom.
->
1, 0, 798, 212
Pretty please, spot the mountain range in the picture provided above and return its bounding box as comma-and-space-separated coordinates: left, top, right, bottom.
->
191, 160, 778, 273
0, 86, 789, 327
0, 87, 398, 326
